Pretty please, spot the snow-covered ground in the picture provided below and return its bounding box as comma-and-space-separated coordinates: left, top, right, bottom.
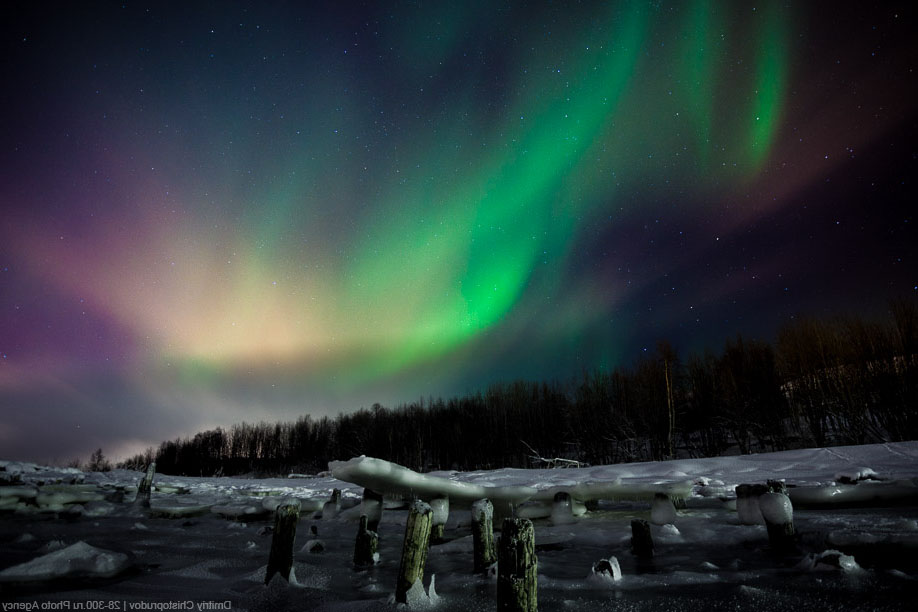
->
2, 442, 918, 610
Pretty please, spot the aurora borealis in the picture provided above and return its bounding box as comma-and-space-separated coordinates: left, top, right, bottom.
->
2, 1, 916, 463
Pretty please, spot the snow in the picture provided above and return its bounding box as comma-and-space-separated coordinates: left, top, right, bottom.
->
585, 556, 622, 587
0, 541, 130, 582
429, 497, 449, 526
650, 493, 677, 525
401, 575, 440, 609
2, 441, 918, 609
797, 549, 862, 572
471, 498, 492, 522
759, 492, 793, 525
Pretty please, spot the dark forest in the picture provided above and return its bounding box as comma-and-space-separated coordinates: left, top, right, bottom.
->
119, 299, 918, 476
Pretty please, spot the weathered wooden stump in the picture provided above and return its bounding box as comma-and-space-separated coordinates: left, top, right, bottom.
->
736, 483, 767, 524
760, 488, 795, 552
430, 496, 449, 543
395, 500, 433, 603
353, 514, 379, 567
550, 491, 575, 525
650, 492, 676, 525
265, 502, 300, 584
322, 488, 341, 519
361, 488, 384, 532
766, 479, 787, 495
630, 519, 654, 559
134, 462, 156, 508
471, 498, 497, 573
497, 518, 537, 612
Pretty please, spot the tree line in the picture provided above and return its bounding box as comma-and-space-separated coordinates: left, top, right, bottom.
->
118, 298, 918, 476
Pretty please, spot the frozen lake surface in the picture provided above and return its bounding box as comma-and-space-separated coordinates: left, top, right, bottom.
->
2, 443, 918, 610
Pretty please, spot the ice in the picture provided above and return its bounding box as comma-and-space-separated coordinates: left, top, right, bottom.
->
797, 549, 862, 572
759, 492, 793, 525
650, 494, 677, 525
736, 490, 764, 525
550, 494, 577, 525
789, 478, 918, 508
0, 485, 37, 499
330, 455, 536, 505
586, 556, 622, 587
430, 497, 449, 526
471, 498, 493, 521
211, 503, 269, 520
0, 541, 130, 582
400, 575, 439, 609
302, 539, 325, 553
3, 441, 918, 608
835, 467, 880, 483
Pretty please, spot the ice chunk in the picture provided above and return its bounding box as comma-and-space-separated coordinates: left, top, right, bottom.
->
471, 498, 493, 521
302, 539, 325, 553
759, 492, 793, 525
0, 485, 38, 499
834, 467, 880, 483
797, 549, 861, 572
659, 523, 681, 536
586, 557, 622, 587
551, 493, 576, 525
0, 541, 130, 582
402, 574, 439, 609
650, 493, 677, 525
430, 497, 449, 526
330, 455, 535, 505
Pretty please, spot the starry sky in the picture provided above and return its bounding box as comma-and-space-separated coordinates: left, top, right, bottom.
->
1, 1, 916, 463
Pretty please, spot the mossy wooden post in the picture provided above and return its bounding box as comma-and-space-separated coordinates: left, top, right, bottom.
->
630, 519, 654, 559
497, 517, 537, 612
361, 488, 384, 532
430, 496, 449, 543
395, 500, 433, 603
353, 514, 379, 567
471, 498, 497, 573
322, 487, 341, 519
265, 503, 300, 584
135, 462, 155, 508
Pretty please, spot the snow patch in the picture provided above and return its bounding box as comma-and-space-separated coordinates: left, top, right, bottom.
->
586, 556, 622, 587
797, 549, 862, 572
759, 492, 793, 525
0, 541, 130, 582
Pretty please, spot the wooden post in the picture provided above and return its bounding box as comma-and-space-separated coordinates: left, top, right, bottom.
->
497, 518, 537, 612
353, 514, 379, 567
471, 498, 497, 574
361, 488, 384, 532
322, 488, 341, 519
265, 503, 300, 584
766, 480, 787, 495
760, 486, 795, 552
736, 483, 766, 525
630, 519, 653, 559
650, 492, 676, 525
550, 491, 575, 525
135, 462, 156, 508
430, 496, 449, 543
395, 500, 433, 603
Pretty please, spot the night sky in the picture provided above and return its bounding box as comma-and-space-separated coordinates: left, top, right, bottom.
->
1, 1, 916, 463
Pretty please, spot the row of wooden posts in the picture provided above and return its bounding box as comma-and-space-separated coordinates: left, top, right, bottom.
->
262, 483, 798, 610
134, 464, 795, 612
263, 489, 538, 611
